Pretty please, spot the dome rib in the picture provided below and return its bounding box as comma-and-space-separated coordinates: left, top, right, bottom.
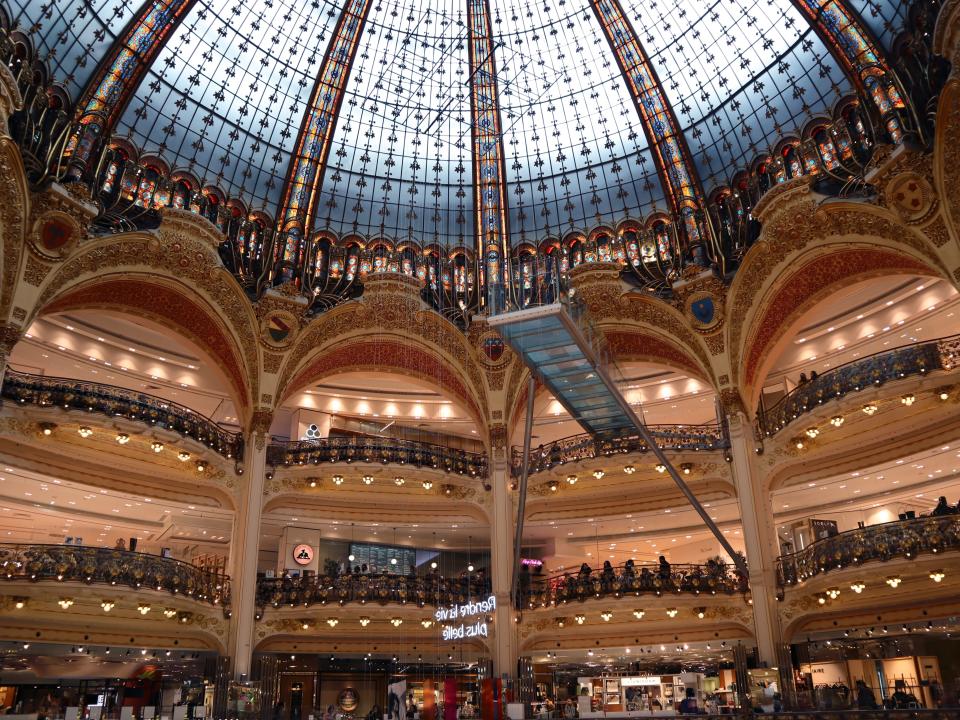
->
62, 0, 197, 179
466, 0, 513, 314
589, 0, 715, 268
272, 0, 376, 287
789, 0, 912, 143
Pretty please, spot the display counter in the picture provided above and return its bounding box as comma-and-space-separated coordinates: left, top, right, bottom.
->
576, 674, 705, 716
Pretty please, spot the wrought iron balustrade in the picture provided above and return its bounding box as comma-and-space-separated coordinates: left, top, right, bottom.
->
775, 514, 960, 589
521, 561, 747, 610
758, 337, 952, 437
511, 424, 729, 476
256, 573, 492, 610
1, 369, 243, 459
266, 435, 488, 478
0, 543, 230, 608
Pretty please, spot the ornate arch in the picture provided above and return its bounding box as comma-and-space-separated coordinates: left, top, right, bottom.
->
32, 229, 260, 416
727, 185, 949, 401
0, 138, 29, 320
740, 245, 942, 408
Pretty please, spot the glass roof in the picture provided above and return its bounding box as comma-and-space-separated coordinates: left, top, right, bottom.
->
9, 0, 908, 244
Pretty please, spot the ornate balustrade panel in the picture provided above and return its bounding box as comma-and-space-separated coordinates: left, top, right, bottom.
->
776, 514, 960, 589
759, 338, 948, 437
1, 369, 243, 460
521, 561, 747, 609
0, 543, 229, 608
256, 574, 492, 610
267, 436, 488, 479
511, 424, 729, 476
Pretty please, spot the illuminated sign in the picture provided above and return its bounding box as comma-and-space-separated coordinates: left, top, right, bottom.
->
292, 544, 314, 566
521, 558, 543, 567
620, 677, 661, 687
435, 595, 496, 640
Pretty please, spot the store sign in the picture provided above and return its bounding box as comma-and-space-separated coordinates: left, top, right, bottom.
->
521, 558, 543, 567
620, 677, 661, 687
292, 544, 314, 566
435, 595, 496, 640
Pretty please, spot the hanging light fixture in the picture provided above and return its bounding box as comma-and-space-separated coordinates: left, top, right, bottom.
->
326, 618, 339, 627
151, 441, 164, 453
78, 426, 93, 438
600, 611, 613, 621
886, 576, 903, 588
862, 404, 878, 415
654, 464, 666, 473
901, 394, 916, 406
825, 587, 840, 599
362, 475, 374, 485
547, 480, 558, 492
332, 475, 344, 486
929, 570, 946, 583
178, 450, 191, 462
592, 470, 605, 479
115, 433, 130, 445
633, 609, 645, 619
574, 614, 585, 625
805, 427, 820, 439
137, 603, 151, 615
100, 600, 116, 612
390, 618, 403, 627
394, 476, 405, 486
623, 465, 636, 475
421, 619, 433, 628
829, 415, 844, 427
58, 598, 74, 610
359, 617, 370, 627
850, 581, 866, 593
566, 474, 577, 485
665, 608, 678, 618
422, 480, 433, 490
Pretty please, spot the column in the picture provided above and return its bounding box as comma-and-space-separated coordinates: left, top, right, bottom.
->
0, 324, 21, 394
228, 425, 269, 679
489, 457, 518, 681
726, 412, 782, 666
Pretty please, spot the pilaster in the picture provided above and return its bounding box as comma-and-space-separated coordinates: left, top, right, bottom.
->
726, 412, 782, 665
489, 457, 517, 680
227, 424, 269, 679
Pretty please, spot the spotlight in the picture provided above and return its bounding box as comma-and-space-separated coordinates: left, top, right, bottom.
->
40, 422, 56, 436
795, 440, 805, 450
115, 433, 130, 445
359, 617, 371, 627
547, 480, 558, 492
390, 618, 403, 627
939, 390, 950, 401
901, 394, 916, 406
422, 480, 433, 490
430, 562, 437, 569
163, 608, 177, 618
654, 464, 666, 473
332, 475, 344, 486
680, 463, 693, 475
829, 415, 844, 427
850, 581, 866, 594
363, 475, 374, 485
633, 609, 645, 619
592, 470, 605, 479
178, 451, 191, 461
623, 465, 636, 475
886, 576, 903, 588
101, 600, 116, 612
421, 619, 433, 628
600, 611, 613, 621
394, 476, 405, 486
467, 564, 474, 572
13, 598, 26, 610
666, 608, 678, 618
195, 460, 206, 472
327, 619, 339, 627
78, 426, 93, 438
695, 608, 705, 619
137, 604, 151, 615
151, 441, 164, 453
58, 598, 74, 609
826, 587, 840, 599
309, 479, 317, 488
805, 427, 820, 439
566, 474, 577, 484
862, 403, 878, 415
574, 615, 585, 625
930, 570, 946, 583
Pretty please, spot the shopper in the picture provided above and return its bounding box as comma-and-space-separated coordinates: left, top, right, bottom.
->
855, 680, 877, 709
677, 688, 700, 714
889, 680, 919, 708
931, 496, 955, 516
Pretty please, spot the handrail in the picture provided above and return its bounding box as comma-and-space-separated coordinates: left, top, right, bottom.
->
520, 560, 747, 608
758, 335, 956, 437
1, 368, 244, 459
267, 436, 489, 478
256, 573, 492, 609
511, 423, 729, 476
775, 514, 960, 590
0, 543, 230, 608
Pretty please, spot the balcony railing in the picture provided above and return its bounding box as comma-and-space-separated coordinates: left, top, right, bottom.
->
758, 337, 953, 437
267, 436, 488, 478
1, 369, 244, 459
0, 543, 230, 608
256, 573, 492, 610
775, 514, 960, 590
521, 561, 747, 609
511, 424, 729, 476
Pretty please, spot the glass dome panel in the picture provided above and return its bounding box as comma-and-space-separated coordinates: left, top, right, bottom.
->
8, 0, 139, 99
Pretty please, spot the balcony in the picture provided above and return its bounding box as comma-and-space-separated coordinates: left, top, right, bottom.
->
256, 573, 493, 611
1, 369, 244, 460
521, 561, 747, 610
758, 336, 957, 437
266, 436, 488, 478
0, 543, 230, 608
776, 514, 960, 590
511, 424, 729, 477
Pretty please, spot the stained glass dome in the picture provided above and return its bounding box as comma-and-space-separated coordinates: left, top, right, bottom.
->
7, 0, 913, 250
